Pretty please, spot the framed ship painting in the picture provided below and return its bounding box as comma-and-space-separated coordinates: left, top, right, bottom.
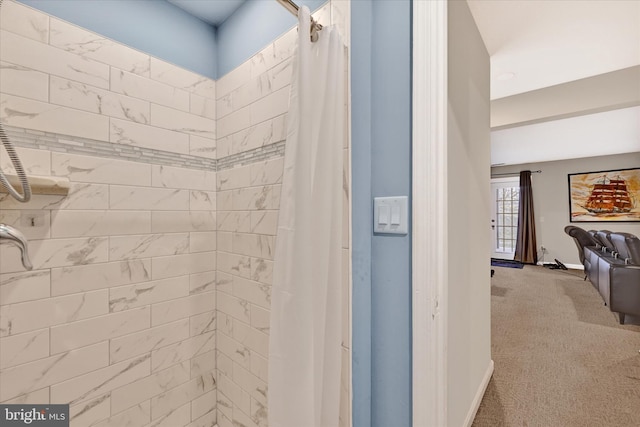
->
568, 167, 640, 222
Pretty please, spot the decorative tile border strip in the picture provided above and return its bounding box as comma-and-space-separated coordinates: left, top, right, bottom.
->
3, 125, 217, 171
3, 126, 287, 172
216, 141, 286, 171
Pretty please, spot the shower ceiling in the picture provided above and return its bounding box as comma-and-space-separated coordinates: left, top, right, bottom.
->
167, 0, 246, 25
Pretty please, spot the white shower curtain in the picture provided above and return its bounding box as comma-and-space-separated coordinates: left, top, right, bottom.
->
268, 6, 345, 427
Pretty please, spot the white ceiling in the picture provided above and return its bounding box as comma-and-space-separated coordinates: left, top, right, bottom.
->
467, 0, 640, 100
167, 0, 246, 26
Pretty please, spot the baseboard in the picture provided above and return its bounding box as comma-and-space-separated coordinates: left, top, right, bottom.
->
536, 261, 584, 270
463, 359, 494, 427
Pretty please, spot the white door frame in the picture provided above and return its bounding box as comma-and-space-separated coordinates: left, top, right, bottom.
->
412, 1, 448, 426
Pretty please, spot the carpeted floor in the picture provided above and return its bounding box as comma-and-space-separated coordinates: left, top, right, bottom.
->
473, 265, 640, 427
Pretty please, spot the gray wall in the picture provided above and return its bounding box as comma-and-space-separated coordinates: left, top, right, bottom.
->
492, 152, 640, 266
447, 1, 493, 426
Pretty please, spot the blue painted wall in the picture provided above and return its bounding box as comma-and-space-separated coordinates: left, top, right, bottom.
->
216, 0, 326, 77
351, 1, 412, 427
18, 0, 218, 79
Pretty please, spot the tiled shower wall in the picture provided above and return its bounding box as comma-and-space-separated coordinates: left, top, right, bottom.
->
0, 2, 217, 427
214, 2, 351, 427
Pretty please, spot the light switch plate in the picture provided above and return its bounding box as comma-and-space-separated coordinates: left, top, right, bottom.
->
374, 196, 408, 235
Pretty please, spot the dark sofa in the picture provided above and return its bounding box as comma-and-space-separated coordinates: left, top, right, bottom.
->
565, 227, 640, 324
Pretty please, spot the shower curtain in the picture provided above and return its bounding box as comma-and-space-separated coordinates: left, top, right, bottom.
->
268, 6, 345, 427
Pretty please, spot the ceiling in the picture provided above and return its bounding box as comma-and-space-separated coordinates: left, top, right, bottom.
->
467, 0, 640, 100
167, 0, 246, 26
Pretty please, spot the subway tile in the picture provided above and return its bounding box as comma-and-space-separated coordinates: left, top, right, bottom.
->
0, 209, 51, 240
69, 394, 110, 427
233, 362, 267, 406
0, 183, 109, 211
151, 291, 215, 326
51, 210, 151, 238
0, 61, 48, 102
150, 103, 215, 140
217, 375, 250, 416
217, 211, 251, 233
216, 292, 250, 324
110, 186, 190, 211
250, 257, 273, 285
216, 190, 233, 211
233, 276, 270, 311
151, 251, 215, 280
250, 86, 289, 126
249, 157, 284, 186
232, 320, 268, 358
250, 305, 270, 335
230, 116, 286, 155
50, 18, 150, 76
52, 152, 152, 186
0, 328, 49, 369
50, 76, 150, 124
190, 135, 217, 160
151, 165, 216, 191
145, 402, 190, 427
217, 232, 233, 253
3, 387, 50, 405
0, 146, 51, 176
191, 389, 216, 421
190, 311, 216, 336
188, 403, 217, 427
109, 233, 189, 261
232, 186, 279, 211
0, 30, 109, 88
0, 269, 50, 306
51, 259, 151, 296
217, 61, 251, 99
216, 135, 232, 159
250, 352, 268, 383
190, 190, 216, 211
216, 349, 233, 378
0, 342, 108, 402
1, 93, 109, 141
216, 252, 251, 279
150, 372, 215, 420
250, 211, 279, 235
190, 93, 216, 120
0, 290, 108, 337
250, 398, 267, 427
217, 105, 250, 139
189, 271, 216, 295
110, 361, 190, 414
232, 233, 274, 260
93, 402, 150, 427
51, 353, 151, 405
151, 331, 215, 372
151, 211, 216, 233
49, 306, 150, 354
150, 58, 215, 99
216, 312, 233, 337
110, 276, 190, 313
190, 231, 216, 253
217, 331, 250, 371
109, 319, 190, 363
0, 1, 49, 43
190, 350, 215, 380
110, 68, 189, 112
110, 118, 190, 154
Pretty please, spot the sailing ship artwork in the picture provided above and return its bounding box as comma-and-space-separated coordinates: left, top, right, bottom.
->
569, 168, 640, 222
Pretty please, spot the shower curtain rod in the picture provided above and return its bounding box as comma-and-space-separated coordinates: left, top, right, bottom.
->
276, 0, 323, 41
491, 170, 542, 178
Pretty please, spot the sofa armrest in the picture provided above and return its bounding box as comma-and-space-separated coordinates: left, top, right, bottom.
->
609, 264, 640, 317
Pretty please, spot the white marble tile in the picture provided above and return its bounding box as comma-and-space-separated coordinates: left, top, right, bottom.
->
51, 353, 151, 405
268, 57, 293, 93
0, 269, 50, 306
50, 76, 150, 123
188, 404, 217, 427
190, 311, 216, 337
217, 61, 251, 99
110, 185, 189, 211
51, 259, 150, 296
217, 165, 251, 191
69, 394, 110, 427
216, 311, 233, 337
190, 190, 216, 211
110, 68, 189, 112
250, 351, 268, 384
145, 402, 190, 427
217, 211, 251, 233
250, 86, 289, 126
0, 146, 50, 177
0, 342, 108, 402
150, 103, 215, 140
0, 93, 109, 141
151, 291, 215, 327
1, 30, 109, 88
250, 157, 284, 186
151, 211, 216, 233
216, 93, 233, 121
233, 363, 267, 406
217, 330, 250, 372
51, 210, 151, 238
0, 1, 49, 43
190, 94, 216, 120
232, 186, 279, 211
2, 387, 50, 405
216, 135, 232, 159
50, 18, 150, 76
232, 233, 274, 260
93, 401, 150, 427
216, 291, 250, 324
110, 361, 190, 414
150, 372, 215, 420
216, 191, 233, 211
110, 118, 190, 154
0, 289, 108, 337
217, 105, 250, 139
189, 271, 216, 295
190, 350, 215, 379
151, 251, 215, 280
233, 276, 270, 311
215, 393, 234, 426
189, 135, 216, 159
249, 305, 270, 335
110, 275, 189, 313
190, 231, 216, 253
49, 306, 150, 354
150, 58, 215, 99
250, 257, 273, 285
273, 29, 297, 71
233, 320, 268, 358
109, 233, 189, 261
216, 252, 251, 279
216, 350, 234, 379
230, 116, 286, 155
151, 331, 215, 372
0, 209, 50, 239
52, 152, 151, 186
109, 319, 190, 363
0, 61, 48, 102
0, 328, 49, 369
0, 183, 109, 211
250, 211, 279, 235
191, 389, 216, 421
151, 165, 216, 191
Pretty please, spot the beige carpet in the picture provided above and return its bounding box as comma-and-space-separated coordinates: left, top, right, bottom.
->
473, 265, 640, 427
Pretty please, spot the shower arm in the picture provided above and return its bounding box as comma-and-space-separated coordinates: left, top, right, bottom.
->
276, 0, 323, 42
